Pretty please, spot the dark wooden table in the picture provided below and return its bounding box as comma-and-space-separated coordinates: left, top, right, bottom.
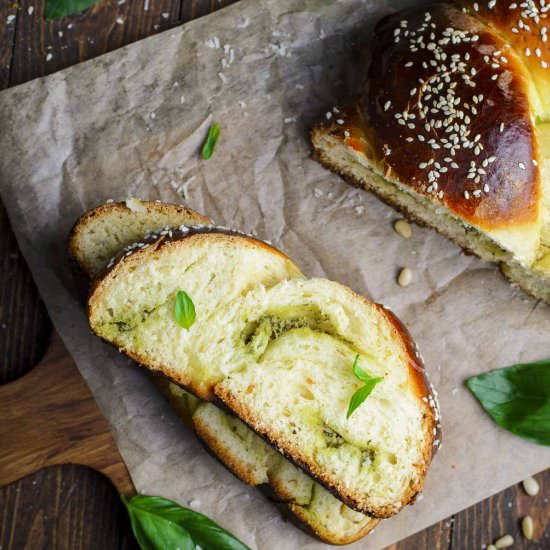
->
0, 1, 547, 548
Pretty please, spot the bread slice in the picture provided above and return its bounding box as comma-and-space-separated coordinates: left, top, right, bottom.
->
192, 402, 379, 544
70, 200, 379, 543
207, 277, 438, 517
311, 107, 550, 304
88, 225, 439, 517
68, 198, 211, 279
88, 225, 303, 400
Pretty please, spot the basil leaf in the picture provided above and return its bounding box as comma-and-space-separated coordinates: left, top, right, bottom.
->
174, 291, 196, 330
466, 360, 550, 446
122, 495, 250, 550
352, 354, 371, 382
45, 0, 99, 19
347, 378, 383, 419
201, 123, 221, 160
347, 355, 383, 419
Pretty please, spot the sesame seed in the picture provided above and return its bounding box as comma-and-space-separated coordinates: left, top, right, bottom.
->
405, 61, 414, 67
336, 119, 344, 125
384, 100, 392, 111
519, 162, 526, 170
464, 190, 470, 199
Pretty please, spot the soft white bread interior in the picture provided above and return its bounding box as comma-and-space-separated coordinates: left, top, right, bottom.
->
88, 226, 303, 400
206, 278, 438, 517
88, 226, 439, 517
70, 200, 378, 544
311, 2, 550, 303
68, 199, 211, 279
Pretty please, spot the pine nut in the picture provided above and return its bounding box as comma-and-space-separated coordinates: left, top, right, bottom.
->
522, 476, 540, 496
397, 267, 413, 287
394, 219, 412, 238
494, 534, 514, 548
522, 515, 534, 540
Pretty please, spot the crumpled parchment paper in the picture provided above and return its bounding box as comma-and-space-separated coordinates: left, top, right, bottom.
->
0, 0, 548, 548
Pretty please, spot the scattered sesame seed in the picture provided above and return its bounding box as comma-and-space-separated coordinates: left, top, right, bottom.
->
46, 53, 53, 62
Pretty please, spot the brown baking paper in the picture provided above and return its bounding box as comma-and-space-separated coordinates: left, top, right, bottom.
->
0, 1, 548, 548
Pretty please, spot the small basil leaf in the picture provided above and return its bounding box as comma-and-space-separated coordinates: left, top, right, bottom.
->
347, 376, 384, 419
45, 0, 99, 19
175, 291, 196, 330
201, 122, 221, 160
467, 360, 550, 446
352, 354, 371, 383
123, 495, 250, 550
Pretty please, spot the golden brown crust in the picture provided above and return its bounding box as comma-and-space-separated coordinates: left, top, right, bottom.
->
362, 3, 541, 231
68, 200, 212, 276
311, 112, 502, 260
455, 0, 550, 109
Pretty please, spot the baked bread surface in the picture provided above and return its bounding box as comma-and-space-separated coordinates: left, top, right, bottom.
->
312, 1, 550, 302
210, 277, 438, 517
362, 2, 542, 266
455, 0, 550, 118
68, 198, 211, 279
192, 402, 380, 544
88, 226, 303, 399
88, 225, 439, 517
70, 199, 379, 545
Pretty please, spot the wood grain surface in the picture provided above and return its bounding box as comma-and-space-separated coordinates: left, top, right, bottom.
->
0, 335, 134, 497
0, 1, 548, 549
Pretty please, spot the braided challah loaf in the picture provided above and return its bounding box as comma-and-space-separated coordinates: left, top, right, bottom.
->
312, 1, 550, 302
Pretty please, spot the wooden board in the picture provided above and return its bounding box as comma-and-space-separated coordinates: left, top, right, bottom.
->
0, 334, 134, 497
